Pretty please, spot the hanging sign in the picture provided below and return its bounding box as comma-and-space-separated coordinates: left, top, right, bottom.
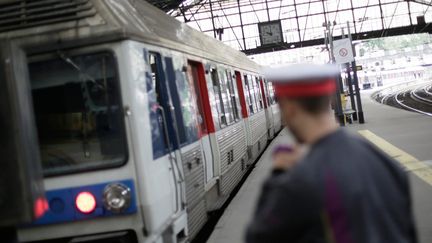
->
333, 38, 354, 64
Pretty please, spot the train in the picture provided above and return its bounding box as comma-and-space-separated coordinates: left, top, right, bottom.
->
356, 65, 431, 89
1, 0, 282, 242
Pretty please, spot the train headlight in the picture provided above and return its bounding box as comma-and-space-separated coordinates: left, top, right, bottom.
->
76, 192, 96, 214
103, 183, 131, 213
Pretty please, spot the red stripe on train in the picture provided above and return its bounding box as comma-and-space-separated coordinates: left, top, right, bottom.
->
235, 71, 249, 118
196, 62, 216, 134
259, 78, 267, 109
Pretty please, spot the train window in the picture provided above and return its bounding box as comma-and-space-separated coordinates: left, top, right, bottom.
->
263, 79, 271, 106
244, 75, 255, 114
255, 77, 264, 110
29, 52, 127, 176
147, 53, 171, 158
226, 70, 240, 121
248, 75, 259, 112
218, 69, 234, 125
187, 62, 208, 135
267, 81, 275, 105
211, 68, 227, 126
167, 57, 199, 146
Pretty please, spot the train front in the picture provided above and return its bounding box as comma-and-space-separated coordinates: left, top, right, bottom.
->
1, 1, 186, 242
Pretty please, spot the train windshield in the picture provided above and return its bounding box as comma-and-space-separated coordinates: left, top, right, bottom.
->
28, 52, 127, 176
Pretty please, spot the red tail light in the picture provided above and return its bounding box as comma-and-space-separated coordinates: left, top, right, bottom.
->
75, 192, 96, 214
34, 197, 48, 218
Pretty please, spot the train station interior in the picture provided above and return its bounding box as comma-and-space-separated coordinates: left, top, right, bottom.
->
1, 0, 432, 243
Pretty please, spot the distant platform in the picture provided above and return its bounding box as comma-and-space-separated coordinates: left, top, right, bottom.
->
207, 91, 432, 243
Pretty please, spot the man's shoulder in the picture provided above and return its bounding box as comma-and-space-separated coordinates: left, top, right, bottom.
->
309, 129, 384, 159
300, 129, 408, 182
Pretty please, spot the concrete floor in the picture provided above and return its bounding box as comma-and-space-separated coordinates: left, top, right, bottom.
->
346, 92, 432, 243
207, 129, 295, 243
207, 92, 432, 243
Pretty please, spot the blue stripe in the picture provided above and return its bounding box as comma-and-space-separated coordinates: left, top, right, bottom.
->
29, 179, 137, 226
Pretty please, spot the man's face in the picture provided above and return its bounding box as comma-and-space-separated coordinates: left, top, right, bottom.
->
278, 98, 304, 143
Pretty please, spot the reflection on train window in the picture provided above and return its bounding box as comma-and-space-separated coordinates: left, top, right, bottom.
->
169, 58, 199, 145
244, 75, 254, 114
226, 71, 240, 121
263, 79, 271, 106
148, 53, 171, 158
219, 69, 234, 125
186, 62, 206, 136
255, 77, 264, 110
268, 81, 276, 105
29, 52, 126, 176
248, 75, 259, 113
211, 68, 227, 126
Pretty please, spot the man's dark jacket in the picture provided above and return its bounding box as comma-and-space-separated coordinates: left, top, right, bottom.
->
246, 129, 417, 243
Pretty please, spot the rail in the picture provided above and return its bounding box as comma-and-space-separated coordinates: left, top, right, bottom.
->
371, 80, 426, 103
411, 86, 432, 105
395, 88, 432, 117
372, 79, 432, 117
424, 84, 432, 96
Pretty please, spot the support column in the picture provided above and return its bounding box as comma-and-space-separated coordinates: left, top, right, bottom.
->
408, 1, 413, 26
293, 0, 302, 42
265, 0, 270, 21
378, 0, 385, 30
328, 28, 345, 126
349, 0, 357, 33
347, 22, 365, 124
346, 63, 358, 121
352, 60, 364, 123
237, 0, 247, 50
209, 0, 216, 39
335, 74, 346, 126
322, 0, 328, 25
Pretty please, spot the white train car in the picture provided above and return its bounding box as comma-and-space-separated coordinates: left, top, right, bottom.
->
357, 66, 428, 89
0, 0, 282, 242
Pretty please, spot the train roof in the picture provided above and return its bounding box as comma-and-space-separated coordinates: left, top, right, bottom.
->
0, 0, 261, 72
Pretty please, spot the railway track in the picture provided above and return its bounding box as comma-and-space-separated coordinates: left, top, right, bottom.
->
424, 84, 432, 96
392, 84, 432, 117
411, 85, 432, 105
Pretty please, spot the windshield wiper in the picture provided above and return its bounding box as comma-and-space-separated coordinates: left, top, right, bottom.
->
57, 50, 105, 91
57, 50, 100, 159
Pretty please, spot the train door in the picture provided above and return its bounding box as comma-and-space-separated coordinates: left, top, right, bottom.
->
260, 78, 272, 139
187, 61, 216, 183
148, 52, 184, 219
234, 71, 248, 119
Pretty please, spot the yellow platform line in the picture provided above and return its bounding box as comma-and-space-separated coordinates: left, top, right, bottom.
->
358, 130, 432, 186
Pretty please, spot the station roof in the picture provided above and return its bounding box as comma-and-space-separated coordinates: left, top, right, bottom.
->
147, 0, 186, 12
147, 0, 432, 55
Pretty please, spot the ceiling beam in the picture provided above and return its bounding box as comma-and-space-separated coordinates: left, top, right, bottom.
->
408, 0, 432, 7
242, 23, 432, 55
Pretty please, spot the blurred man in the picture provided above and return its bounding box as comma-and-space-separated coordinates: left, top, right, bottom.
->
246, 64, 417, 243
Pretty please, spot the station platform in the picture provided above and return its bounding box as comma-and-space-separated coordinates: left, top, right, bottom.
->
207, 91, 432, 243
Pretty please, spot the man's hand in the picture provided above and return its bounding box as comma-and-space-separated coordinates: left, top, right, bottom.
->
272, 145, 304, 171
